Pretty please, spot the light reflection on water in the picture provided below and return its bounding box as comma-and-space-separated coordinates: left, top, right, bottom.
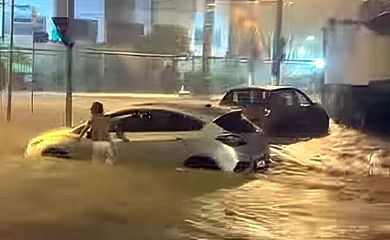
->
182, 174, 390, 240
181, 123, 390, 240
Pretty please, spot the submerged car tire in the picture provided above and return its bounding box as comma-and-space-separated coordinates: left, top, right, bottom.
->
314, 113, 330, 136
183, 156, 221, 171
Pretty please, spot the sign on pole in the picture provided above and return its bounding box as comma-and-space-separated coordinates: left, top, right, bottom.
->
52, 17, 74, 47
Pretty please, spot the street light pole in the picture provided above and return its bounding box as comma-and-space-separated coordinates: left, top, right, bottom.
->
1, 0, 5, 42
202, 0, 215, 94
272, 0, 283, 85
0, 0, 5, 115
65, 0, 74, 127
31, 8, 37, 114
7, 0, 15, 122
65, 44, 73, 127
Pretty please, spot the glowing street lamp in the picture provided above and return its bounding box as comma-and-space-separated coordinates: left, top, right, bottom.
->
306, 35, 316, 41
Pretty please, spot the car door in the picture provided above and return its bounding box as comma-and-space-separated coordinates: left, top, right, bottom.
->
292, 89, 327, 134
268, 90, 299, 135
112, 110, 196, 167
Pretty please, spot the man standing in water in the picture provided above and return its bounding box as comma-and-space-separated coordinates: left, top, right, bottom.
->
78, 102, 116, 165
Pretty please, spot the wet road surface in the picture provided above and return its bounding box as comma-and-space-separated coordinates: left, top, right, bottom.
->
0, 94, 389, 240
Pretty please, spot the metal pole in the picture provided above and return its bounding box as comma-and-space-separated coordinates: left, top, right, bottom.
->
31, 41, 35, 113
65, 45, 73, 127
1, 62, 3, 116
1, 0, 5, 42
202, 0, 214, 94
228, 0, 234, 60
272, 0, 283, 85
0, 0, 4, 115
64, 0, 74, 127
7, 0, 15, 122
31, 8, 36, 114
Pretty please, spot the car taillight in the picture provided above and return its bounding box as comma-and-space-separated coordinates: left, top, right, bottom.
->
216, 134, 247, 147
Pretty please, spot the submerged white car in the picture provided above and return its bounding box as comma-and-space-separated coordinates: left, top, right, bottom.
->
25, 106, 270, 173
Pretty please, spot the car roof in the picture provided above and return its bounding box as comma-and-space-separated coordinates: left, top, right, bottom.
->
105, 103, 234, 123
227, 85, 298, 92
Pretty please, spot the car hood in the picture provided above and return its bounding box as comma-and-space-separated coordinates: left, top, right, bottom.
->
25, 128, 77, 159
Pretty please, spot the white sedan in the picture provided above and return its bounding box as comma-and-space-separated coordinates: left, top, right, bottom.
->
25, 106, 270, 173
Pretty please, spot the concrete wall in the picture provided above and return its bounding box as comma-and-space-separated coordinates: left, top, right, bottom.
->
368, 34, 390, 81
152, 0, 198, 30
105, 0, 136, 23
325, 23, 390, 86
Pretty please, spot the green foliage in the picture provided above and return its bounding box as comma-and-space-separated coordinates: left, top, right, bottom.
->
0, 49, 32, 73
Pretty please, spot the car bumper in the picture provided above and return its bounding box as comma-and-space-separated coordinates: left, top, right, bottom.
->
233, 152, 270, 173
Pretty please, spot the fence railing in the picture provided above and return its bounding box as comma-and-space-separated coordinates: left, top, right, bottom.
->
0, 46, 324, 95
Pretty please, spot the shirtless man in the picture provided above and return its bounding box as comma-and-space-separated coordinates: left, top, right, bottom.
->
79, 102, 116, 165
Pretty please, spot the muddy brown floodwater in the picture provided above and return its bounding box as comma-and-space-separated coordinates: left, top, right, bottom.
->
0, 93, 389, 240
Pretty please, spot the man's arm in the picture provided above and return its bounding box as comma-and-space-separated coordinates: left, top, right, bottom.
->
78, 120, 92, 139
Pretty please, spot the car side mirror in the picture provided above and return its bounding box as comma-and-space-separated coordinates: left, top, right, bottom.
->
312, 102, 320, 106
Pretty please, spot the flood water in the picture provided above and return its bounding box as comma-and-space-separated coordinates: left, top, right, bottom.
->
0, 95, 389, 240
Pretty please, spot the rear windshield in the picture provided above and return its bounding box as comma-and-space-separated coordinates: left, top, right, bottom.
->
213, 111, 259, 133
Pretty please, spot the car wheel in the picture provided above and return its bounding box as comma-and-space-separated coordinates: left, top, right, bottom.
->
183, 156, 221, 171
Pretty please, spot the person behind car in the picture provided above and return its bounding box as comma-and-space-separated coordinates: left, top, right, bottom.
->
78, 102, 116, 165
161, 64, 180, 94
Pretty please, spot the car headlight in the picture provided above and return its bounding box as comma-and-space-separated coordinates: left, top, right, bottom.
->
29, 138, 44, 147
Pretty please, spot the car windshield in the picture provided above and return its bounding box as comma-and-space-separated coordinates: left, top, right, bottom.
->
213, 111, 260, 133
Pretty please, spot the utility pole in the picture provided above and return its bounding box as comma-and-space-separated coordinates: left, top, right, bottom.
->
53, 0, 74, 127
66, 0, 74, 127
31, 7, 37, 113
202, 0, 215, 94
7, 0, 15, 122
272, 0, 283, 85
0, 0, 5, 115
1, 0, 4, 41
65, 44, 73, 127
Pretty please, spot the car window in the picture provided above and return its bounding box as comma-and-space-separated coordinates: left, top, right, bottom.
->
271, 90, 297, 107
71, 110, 204, 134
220, 92, 234, 105
227, 90, 266, 106
213, 111, 259, 133
294, 90, 312, 106
117, 110, 204, 132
